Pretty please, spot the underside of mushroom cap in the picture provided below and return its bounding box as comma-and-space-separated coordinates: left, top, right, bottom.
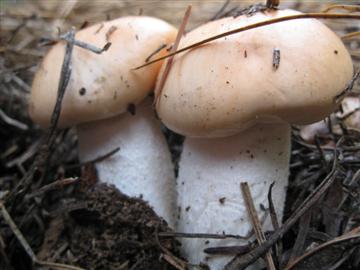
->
30, 16, 177, 128
156, 9, 354, 137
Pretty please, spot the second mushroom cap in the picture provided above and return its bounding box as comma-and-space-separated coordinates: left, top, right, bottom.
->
156, 9, 353, 137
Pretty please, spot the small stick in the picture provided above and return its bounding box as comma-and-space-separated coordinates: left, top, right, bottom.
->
155, 227, 188, 270
47, 27, 75, 144
267, 183, 282, 264
25, 177, 79, 199
204, 244, 252, 255
154, 5, 192, 103
134, 13, 360, 70
0, 202, 85, 270
158, 231, 249, 240
241, 182, 276, 270
0, 202, 36, 261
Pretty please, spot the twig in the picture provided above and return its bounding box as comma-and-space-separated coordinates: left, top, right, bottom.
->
154, 5, 192, 103
0, 202, 36, 261
267, 183, 280, 231
0, 109, 28, 130
158, 231, 249, 240
25, 177, 79, 199
284, 228, 360, 270
42, 34, 111, 54
134, 13, 360, 70
204, 244, 252, 255
314, 135, 328, 168
68, 39, 111, 54
224, 145, 339, 270
47, 27, 76, 144
0, 202, 85, 270
267, 182, 282, 266
241, 182, 276, 270
155, 227, 188, 270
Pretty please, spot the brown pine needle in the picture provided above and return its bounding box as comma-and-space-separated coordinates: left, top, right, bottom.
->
154, 5, 192, 103
322, 4, 360, 13
342, 31, 360, 40
241, 182, 276, 270
134, 13, 360, 71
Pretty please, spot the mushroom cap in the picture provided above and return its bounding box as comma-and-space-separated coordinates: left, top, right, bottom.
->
156, 9, 354, 137
30, 16, 177, 128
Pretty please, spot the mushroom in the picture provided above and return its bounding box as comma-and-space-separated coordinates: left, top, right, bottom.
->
30, 16, 178, 226
155, 9, 353, 268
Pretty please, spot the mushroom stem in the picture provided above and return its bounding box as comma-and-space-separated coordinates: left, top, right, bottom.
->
77, 99, 176, 227
176, 123, 291, 269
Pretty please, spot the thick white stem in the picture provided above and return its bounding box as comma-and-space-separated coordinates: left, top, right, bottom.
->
77, 99, 176, 227
177, 123, 291, 269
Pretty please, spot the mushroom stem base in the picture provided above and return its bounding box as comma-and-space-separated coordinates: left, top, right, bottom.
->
77, 100, 176, 227
177, 123, 291, 269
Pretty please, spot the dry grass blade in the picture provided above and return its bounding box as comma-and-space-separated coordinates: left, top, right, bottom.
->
134, 13, 360, 70
284, 227, 360, 270
240, 182, 276, 270
154, 5, 192, 103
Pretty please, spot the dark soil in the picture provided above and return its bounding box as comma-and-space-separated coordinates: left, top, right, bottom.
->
37, 183, 178, 270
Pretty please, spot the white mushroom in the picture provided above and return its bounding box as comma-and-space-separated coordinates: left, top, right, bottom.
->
155, 9, 353, 268
30, 16, 178, 226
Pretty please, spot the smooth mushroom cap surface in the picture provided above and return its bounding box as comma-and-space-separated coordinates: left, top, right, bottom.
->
30, 16, 177, 128
156, 9, 353, 137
